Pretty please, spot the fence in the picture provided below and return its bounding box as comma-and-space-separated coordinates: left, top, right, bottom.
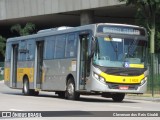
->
147, 53, 160, 96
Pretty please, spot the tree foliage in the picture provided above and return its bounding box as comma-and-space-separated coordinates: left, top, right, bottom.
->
11, 23, 36, 36
0, 36, 6, 56
120, 0, 160, 53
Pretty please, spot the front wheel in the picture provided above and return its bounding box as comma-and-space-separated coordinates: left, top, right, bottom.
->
112, 93, 125, 102
65, 78, 80, 100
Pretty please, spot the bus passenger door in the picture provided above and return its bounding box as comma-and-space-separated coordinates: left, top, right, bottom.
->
34, 41, 44, 89
10, 44, 18, 88
79, 34, 90, 90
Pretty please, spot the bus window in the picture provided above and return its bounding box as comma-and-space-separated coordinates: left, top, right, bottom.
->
18, 41, 27, 61
5, 44, 11, 61
55, 35, 66, 59
27, 40, 35, 60
44, 36, 55, 59
66, 34, 77, 58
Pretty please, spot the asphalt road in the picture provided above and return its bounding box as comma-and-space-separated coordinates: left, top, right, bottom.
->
0, 80, 159, 120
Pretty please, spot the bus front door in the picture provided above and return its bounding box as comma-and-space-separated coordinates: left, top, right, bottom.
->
34, 41, 44, 89
79, 34, 90, 90
10, 44, 18, 88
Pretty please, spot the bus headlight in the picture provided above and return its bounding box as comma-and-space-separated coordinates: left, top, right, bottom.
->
93, 73, 106, 83
141, 77, 147, 85
99, 77, 105, 83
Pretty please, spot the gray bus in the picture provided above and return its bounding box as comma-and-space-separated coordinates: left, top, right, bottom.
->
4, 23, 148, 102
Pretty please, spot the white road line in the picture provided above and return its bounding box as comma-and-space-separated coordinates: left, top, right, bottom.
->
109, 104, 142, 109
9, 109, 24, 111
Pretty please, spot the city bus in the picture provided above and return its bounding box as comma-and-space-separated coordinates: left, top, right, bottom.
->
4, 23, 148, 102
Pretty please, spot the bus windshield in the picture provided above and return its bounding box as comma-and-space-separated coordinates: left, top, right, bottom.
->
93, 36, 147, 68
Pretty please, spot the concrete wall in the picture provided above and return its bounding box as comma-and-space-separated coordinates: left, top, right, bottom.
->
0, 0, 121, 20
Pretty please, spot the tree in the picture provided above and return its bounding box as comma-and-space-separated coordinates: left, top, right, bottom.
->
0, 35, 6, 56
120, 0, 160, 54
155, 21, 160, 52
11, 23, 36, 36
120, 0, 160, 96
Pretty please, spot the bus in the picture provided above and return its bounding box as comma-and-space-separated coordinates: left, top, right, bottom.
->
4, 23, 148, 102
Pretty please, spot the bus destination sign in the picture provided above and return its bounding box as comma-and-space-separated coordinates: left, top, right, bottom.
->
97, 25, 146, 36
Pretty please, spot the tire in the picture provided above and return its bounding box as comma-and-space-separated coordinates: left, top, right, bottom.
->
65, 78, 80, 100
23, 77, 39, 96
112, 93, 125, 102
23, 77, 30, 95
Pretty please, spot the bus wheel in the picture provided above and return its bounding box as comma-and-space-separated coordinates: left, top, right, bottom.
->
23, 78, 30, 95
65, 78, 80, 100
112, 93, 125, 102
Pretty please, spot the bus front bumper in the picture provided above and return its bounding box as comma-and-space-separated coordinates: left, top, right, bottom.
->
90, 77, 147, 94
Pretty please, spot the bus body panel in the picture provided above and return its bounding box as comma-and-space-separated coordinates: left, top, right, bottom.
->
42, 59, 77, 91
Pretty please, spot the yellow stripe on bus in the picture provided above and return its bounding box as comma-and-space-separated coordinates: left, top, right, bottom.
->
4, 68, 10, 81
17, 68, 34, 82
100, 72, 144, 84
129, 64, 144, 68
4, 68, 45, 83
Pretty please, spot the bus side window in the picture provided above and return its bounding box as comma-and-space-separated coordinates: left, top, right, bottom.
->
18, 41, 27, 61
44, 36, 55, 59
66, 34, 77, 58
55, 35, 66, 59
5, 44, 11, 61
27, 40, 35, 60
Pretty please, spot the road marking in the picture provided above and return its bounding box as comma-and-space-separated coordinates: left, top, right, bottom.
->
109, 104, 142, 109
9, 109, 23, 111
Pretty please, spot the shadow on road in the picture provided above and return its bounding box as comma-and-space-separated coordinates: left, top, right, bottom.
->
1, 91, 138, 103
79, 97, 138, 103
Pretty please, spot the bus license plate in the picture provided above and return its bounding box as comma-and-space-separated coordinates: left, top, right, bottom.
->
119, 86, 129, 90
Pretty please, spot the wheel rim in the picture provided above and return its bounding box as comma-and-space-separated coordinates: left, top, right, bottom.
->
67, 83, 74, 96
24, 81, 28, 93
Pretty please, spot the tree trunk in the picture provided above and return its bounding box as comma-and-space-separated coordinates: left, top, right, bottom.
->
150, 13, 156, 54
149, 12, 156, 96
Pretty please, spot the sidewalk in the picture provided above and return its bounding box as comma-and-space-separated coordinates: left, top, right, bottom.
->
126, 94, 160, 102
0, 80, 4, 83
